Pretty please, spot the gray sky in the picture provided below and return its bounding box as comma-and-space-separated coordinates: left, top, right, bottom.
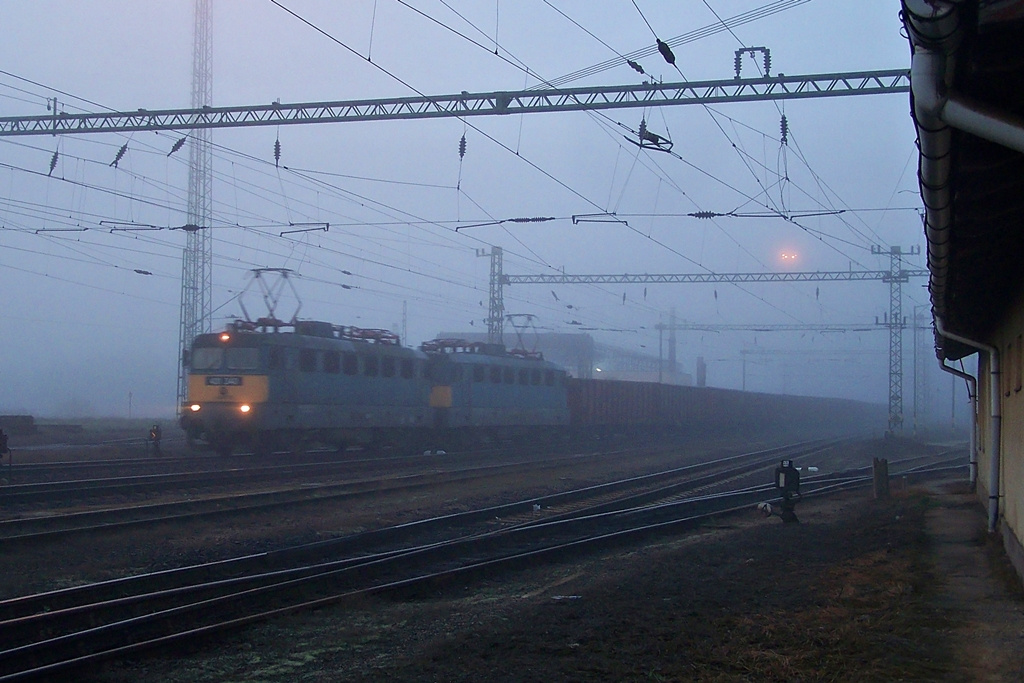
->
2, 1, 949, 419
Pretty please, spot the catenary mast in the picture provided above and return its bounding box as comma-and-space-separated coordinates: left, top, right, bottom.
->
177, 0, 214, 411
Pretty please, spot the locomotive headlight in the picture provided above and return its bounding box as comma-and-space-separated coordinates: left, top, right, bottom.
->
239, 404, 251, 413
189, 404, 201, 412
220, 333, 231, 342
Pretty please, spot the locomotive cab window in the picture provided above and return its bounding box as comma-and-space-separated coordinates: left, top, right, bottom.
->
364, 355, 379, 377
518, 368, 529, 385
401, 359, 414, 379
503, 367, 515, 384
473, 365, 485, 383
382, 356, 396, 378
342, 352, 358, 376
545, 370, 555, 386
299, 349, 318, 372
226, 347, 259, 370
490, 366, 501, 384
324, 350, 341, 374
268, 346, 284, 370
531, 368, 541, 385
190, 347, 223, 370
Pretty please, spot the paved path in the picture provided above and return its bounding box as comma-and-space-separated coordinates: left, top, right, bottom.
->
926, 481, 1024, 681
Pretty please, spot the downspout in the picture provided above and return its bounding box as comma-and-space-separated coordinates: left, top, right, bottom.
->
905, 0, 1011, 532
905, 0, 1024, 329
903, 0, 959, 325
935, 318, 1000, 533
937, 358, 977, 489
907, 1, 1024, 156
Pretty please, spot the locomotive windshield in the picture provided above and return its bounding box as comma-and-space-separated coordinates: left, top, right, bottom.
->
226, 347, 259, 370
189, 346, 259, 371
190, 347, 223, 370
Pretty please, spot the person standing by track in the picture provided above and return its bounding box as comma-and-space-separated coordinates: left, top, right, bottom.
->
148, 423, 162, 456
0, 428, 10, 478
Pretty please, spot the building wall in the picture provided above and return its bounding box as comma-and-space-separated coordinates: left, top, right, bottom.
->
975, 282, 1024, 581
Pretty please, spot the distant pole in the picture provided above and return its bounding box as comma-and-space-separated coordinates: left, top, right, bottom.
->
951, 374, 956, 436
913, 307, 918, 436
658, 319, 663, 384
668, 308, 677, 381
128, 391, 133, 419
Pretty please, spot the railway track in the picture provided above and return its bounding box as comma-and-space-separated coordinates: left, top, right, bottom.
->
0, 439, 965, 681
0, 437, 804, 539
0, 436, 832, 545
0, 444, 573, 509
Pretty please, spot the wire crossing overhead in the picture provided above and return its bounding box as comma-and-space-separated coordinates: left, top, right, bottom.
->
654, 322, 886, 332
0, 69, 909, 137
502, 269, 928, 285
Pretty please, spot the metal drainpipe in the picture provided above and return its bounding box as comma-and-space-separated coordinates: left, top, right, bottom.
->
910, 33, 1024, 156
935, 319, 1001, 532
937, 358, 977, 489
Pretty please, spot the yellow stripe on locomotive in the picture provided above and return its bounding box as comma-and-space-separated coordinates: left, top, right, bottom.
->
187, 374, 269, 404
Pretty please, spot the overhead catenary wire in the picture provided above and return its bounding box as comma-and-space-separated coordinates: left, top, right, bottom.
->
0, 3, 908, 344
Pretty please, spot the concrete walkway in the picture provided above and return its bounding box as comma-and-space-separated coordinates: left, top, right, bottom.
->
925, 481, 1024, 681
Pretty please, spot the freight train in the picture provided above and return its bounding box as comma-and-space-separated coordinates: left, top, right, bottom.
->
179, 318, 883, 455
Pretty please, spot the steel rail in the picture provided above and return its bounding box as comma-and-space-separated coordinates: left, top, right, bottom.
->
0, 447, 961, 681
0, 440, 823, 620
0, 456, 963, 682
0, 444, 670, 542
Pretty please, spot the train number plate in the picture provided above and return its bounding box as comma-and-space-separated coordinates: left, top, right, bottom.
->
206, 376, 243, 386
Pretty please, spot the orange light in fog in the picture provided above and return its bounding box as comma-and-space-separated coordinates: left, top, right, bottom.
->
190, 404, 201, 412
239, 404, 251, 413
220, 333, 231, 342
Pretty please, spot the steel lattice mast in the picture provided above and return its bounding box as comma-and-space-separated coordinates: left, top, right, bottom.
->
873, 245, 919, 433
476, 247, 505, 343
177, 0, 214, 412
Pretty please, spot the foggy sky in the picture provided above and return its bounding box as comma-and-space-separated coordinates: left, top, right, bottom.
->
1, 1, 957, 421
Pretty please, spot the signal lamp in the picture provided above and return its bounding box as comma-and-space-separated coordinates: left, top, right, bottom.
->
189, 404, 201, 412
239, 404, 251, 413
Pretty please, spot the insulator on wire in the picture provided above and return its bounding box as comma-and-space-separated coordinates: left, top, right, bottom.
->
48, 150, 58, 176
110, 143, 128, 168
734, 52, 742, 78
764, 49, 772, 76
274, 138, 281, 167
780, 115, 789, 145
627, 59, 645, 75
168, 137, 187, 157
656, 39, 675, 66
459, 134, 467, 159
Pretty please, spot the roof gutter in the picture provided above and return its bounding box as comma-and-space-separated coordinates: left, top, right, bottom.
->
903, 0, 960, 330
937, 357, 977, 489
904, 1, 1024, 344
935, 318, 1000, 533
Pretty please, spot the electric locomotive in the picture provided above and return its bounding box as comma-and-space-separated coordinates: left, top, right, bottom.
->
180, 318, 569, 455
419, 338, 569, 442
